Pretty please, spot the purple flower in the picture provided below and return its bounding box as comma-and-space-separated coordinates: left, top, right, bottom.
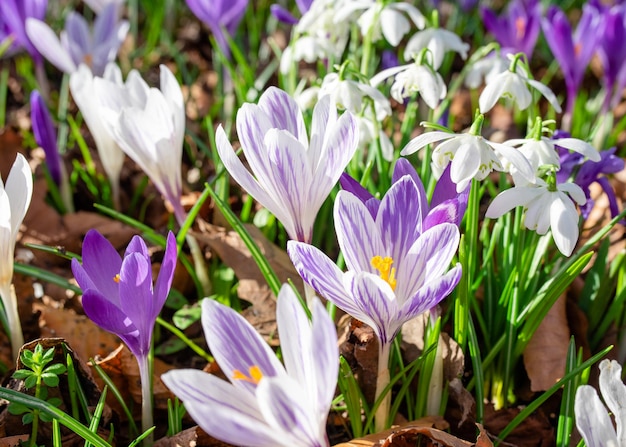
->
71, 230, 177, 360
217, 87, 358, 243
593, 4, 626, 111
481, 0, 541, 57
340, 159, 469, 229
162, 285, 338, 447
271, 0, 313, 24
25, 3, 129, 76
0, 0, 47, 63
30, 90, 62, 185
185, 0, 248, 57
542, 5, 601, 118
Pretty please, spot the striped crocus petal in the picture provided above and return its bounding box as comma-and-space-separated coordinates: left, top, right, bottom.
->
575, 385, 619, 447
162, 369, 285, 447
258, 87, 308, 147
598, 360, 626, 445
202, 299, 286, 395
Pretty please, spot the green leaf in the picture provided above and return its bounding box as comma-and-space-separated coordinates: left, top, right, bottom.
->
42, 373, 60, 388
8, 402, 30, 415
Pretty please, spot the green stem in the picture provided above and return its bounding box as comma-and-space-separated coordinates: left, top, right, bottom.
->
29, 376, 42, 447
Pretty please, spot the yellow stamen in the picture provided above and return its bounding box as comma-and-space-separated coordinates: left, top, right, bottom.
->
232, 365, 263, 384
371, 256, 397, 291
113, 274, 121, 283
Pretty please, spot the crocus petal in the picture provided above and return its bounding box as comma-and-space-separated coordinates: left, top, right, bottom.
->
400, 265, 462, 322
5, 153, 33, 239
63, 12, 91, 67
202, 299, 286, 394
270, 5, 298, 24
153, 232, 177, 316
310, 296, 339, 415
26, 18, 77, 73
259, 87, 308, 148
599, 359, 626, 444
30, 91, 61, 184
81, 289, 137, 337
575, 384, 619, 447
118, 252, 154, 351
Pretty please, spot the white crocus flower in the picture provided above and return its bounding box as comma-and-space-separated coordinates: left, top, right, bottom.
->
505, 136, 600, 173
575, 360, 626, 447
335, 0, 425, 46
402, 124, 534, 192
94, 64, 186, 223
485, 177, 585, 256
479, 67, 562, 114
70, 63, 126, 208
0, 154, 33, 357
371, 61, 446, 109
319, 72, 391, 121
404, 27, 469, 70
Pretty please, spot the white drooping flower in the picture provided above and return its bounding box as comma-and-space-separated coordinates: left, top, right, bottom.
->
335, 0, 425, 46
371, 60, 446, 109
318, 72, 391, 120
575, 359, 626, 447
465, 52, 509, 89
485, 177, 585, 256
404, 27, 469, 70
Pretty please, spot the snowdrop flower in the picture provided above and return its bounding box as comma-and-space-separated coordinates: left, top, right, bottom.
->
217, 87, 358, 243
335, 0, 425, 46
401, 116, 535, 192
0, 153, 33, 357
486, 176, 586, 256
70, 63, 125, 209
479, 56, 562, 113
575, 359, 626, 447
162, 285, 338, 447
465, 51, 509, 89
26, 3, 129, 76
371, 59, 447, 109
404, 27, 469, 70
354, 114, 394, 161
94, 64, 186, 223
319, 72, 391, 121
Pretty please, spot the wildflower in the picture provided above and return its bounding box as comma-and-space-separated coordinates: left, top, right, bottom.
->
401, 116, 535, 192
575, 359, 626, 447
83, 0, 125, 14
0, 153, 33, 357
593, 4, 626, 111
162, 285, 338, 447
70, 63, 125, 209
319, 72, 391, 121
542, 5, 601, 120
71, 230, 177, 439
464, 51, 509, 89
0, 0, 47, 63
479, 56, 562, 114
371, 59, 447, 109
335, 0, 425, 47
271, 0, 313, 25
30, 91, 61, 185
94, 64, 186, 223
480, 0, 542, 57
26, 3, 129, 76
485, 176, 586, 256
404, 27, 469, 70
340, 158, 469, 229
217, 87, 358, 243
185, 0, 248, 57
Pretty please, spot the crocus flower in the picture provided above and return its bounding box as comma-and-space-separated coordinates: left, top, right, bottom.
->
542, 5, 601, 121
401, 116, 535, 192
594, 4, 626, 111
185, 0, 248, 57
0, 153, 33, 358
271, 0, 313, 24
480, 0, 541, 57
30, 90, 61, 185
26, 3, 129, 76
0, 0, 47, 63
340, 159, 469, 228
288, 177, 461, 430
335, 0, 425, 47
94, 64, 186, 223
71, 229, 177, 439
70, 63, 125, 209
162, 285, 338, 447
485, 176, 586, 256
217, 86, 358, 243
575, 359, 626, 447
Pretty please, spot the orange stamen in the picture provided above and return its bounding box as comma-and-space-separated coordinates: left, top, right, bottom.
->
232, 365, 263, 385
113, 274, 121, 283
371, 256, 397, 291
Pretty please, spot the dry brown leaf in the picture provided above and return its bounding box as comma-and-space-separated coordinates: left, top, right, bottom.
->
0, 434, 28, 446
523, 294, 569, 391
194, 222, 302, 344
153, 425, 233, 447
333, 417, 453, 447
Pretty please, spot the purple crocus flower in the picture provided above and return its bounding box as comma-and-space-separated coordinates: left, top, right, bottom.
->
162, 285, 338, 447
0, 0, 47, 63
542, 5, 601, 121
217, 87, 358, 243
481, 0, 541, 57
340, 159, 469, 229
25, 3, 129, 76
593, 4, 626, 111
271, 0, 313, 25
185, 0, 248, 57
30, 90, 62, 185
72, 230, 177, 439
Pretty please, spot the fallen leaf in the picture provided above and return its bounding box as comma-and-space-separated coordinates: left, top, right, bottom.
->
523, 294, 569, 391
153, 425, 232, 447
